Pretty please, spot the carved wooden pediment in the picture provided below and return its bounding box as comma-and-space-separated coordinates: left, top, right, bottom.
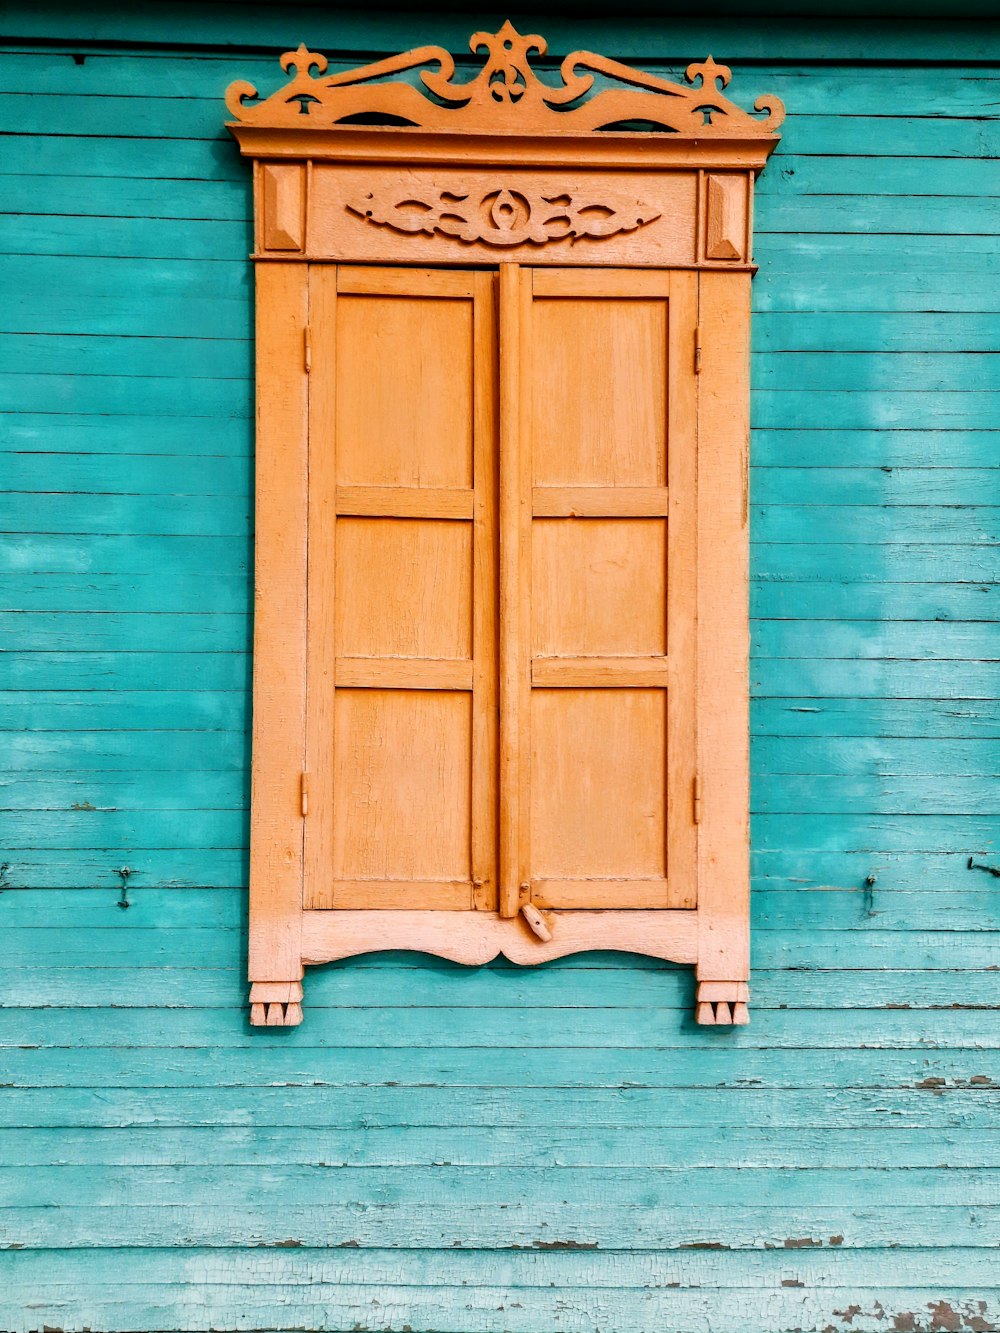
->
227, 21, 783, 142
226, 24, 783, 268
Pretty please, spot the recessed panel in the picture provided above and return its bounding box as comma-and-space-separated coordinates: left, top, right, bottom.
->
335, 295, 474, 488
532, 518, 666, 657
336, 518, 472, 660
332, 690, 472, 883
531, 299, 667, 486
531, 689, 666, 881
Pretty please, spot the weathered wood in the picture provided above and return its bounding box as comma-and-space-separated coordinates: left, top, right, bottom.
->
7, 21, 1000, 1330
246, 262, 307, 1009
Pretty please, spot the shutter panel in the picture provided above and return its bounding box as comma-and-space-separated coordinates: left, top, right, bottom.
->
304, 267, 498, 910
501, 267, 698, 912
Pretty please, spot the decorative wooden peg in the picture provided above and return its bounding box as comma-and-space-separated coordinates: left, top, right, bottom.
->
250, 981, 305, 1026
696, 981, 750, 1025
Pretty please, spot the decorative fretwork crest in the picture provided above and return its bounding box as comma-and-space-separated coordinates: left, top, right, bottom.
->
227, 21, 784, 139
347, 185, 662, 247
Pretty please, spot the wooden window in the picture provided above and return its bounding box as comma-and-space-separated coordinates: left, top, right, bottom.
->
227, 25, 783, 1027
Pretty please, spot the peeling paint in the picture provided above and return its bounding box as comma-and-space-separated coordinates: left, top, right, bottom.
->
835, 1306, 864, 1324
929, 1300, 963, 1332
531, 1240, 599, 1250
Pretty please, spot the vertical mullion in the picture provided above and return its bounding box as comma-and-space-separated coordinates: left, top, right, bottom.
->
471, 271, 499, 911
666, 269, 699, 909
302, 265, 338, 908
499, 263, 530, 918
248, 261, 309, 983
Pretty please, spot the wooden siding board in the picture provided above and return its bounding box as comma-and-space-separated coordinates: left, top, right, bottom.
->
2, 13, 1000, 1333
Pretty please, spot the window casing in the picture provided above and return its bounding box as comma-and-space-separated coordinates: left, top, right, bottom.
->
227, 27, 783, 1027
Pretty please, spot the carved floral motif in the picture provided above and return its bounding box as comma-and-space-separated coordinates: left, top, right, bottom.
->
227, 21, 784, 139
346, 185, 661, 247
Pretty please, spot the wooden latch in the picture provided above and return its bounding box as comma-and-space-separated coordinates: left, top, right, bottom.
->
521, 903, 553, 942
693, 774, 702, 825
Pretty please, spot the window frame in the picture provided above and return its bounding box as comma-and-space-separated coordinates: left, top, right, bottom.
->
227, 26, 782, 1027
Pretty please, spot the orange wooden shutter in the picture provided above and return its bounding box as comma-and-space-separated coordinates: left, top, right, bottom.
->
500, 266, 698, 913
304, 266, 498, 910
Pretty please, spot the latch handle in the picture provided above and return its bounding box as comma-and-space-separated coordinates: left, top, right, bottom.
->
520, 903, 553, 942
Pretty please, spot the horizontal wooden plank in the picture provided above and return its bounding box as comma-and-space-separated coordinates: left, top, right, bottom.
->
8, 1119, 1000, 1169
753, 543, 999, 582
532, 486, 669, 517
337, 267, 476, 297
0, 412, 252, 455
531, 657, 669, 687
753, 582, 998, 623
5, 1003, 999, 1049
531, 879, 673, 908
336, 486, 473, 520
1, 1038, 995, 1099
0, 572, 251, 614
1, 452, 251, 497
0, 494, 252, 536
327, 880, 473, 910
0, 690, 245, 731
0, 533, 250, 574
0, 332, 251, 380
0, 611, 249, 652
752, 697, 1000, 738
3, 1162, 1000, 1212
2, 1282, 998, 1333
2, 1199, 999, 1253
334, 658, 473, 690
752, 430, 1000, 468
0, 51, 994, 113
755, 467, 1000, 505
0, 770, 245, 812
5, 10, 1000, 57
753, 355, 1000, 394
0, 650, 249, 692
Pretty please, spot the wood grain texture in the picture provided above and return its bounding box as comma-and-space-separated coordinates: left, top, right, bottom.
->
696, 270, 752, 984
304, 266, 496, 912
247, 262, 308, 991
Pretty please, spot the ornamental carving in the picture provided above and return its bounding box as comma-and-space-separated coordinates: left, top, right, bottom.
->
226, 21, 784, 140
346, 185, 661, 247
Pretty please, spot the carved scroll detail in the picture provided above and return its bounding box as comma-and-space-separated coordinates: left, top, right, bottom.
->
347, 184, 661, 247
227, 22, 784, 140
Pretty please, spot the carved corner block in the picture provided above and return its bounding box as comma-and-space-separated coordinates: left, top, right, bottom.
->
696, 980, 750, 1025
704, 174, 748, 262
249, 980, 304, 1026
260, 163, 305, 252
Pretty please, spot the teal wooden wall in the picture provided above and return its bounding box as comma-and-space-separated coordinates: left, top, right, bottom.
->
2, 6, 999, 1330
